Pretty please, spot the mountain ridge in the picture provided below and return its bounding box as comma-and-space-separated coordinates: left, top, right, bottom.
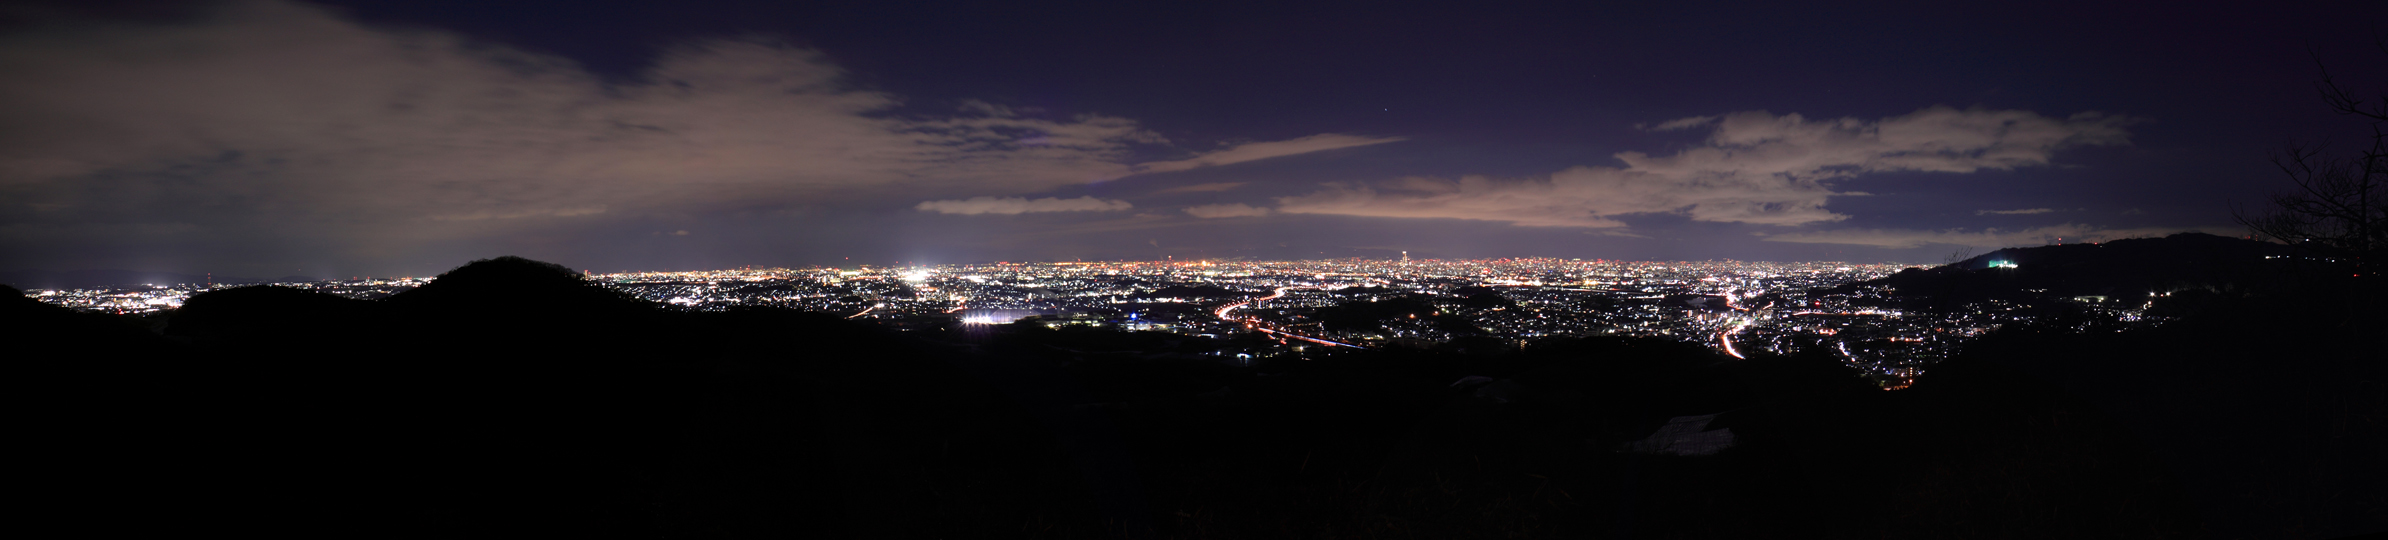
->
1840, 232, 2301, 308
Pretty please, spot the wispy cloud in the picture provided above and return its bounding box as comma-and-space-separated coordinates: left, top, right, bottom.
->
1152, 182, 1248, 194
1183, 203, 1271, 218
1133, 134, 1403, 175
1760, 224, 2224, 249
1976, 208, 2056, 215
1644, 116, 1720, 130
916, 196, 1132, 215
430, 206, 609, 221
1276, 106, 2133, 228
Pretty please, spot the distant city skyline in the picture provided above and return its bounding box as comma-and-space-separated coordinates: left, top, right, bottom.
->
2, 0, 2381, 277
18, 255, 1948, 382
32, 245, 2208, 391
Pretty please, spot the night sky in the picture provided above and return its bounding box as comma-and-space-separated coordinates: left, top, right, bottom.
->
3, 0, 2382, 277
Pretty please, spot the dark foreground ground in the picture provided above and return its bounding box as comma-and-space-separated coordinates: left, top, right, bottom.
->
8, 257, 2382, 539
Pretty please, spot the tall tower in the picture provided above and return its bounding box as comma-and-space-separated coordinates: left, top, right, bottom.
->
1402, 251, 1409, 263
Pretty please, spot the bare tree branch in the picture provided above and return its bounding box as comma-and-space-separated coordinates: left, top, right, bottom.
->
2242, 38, 2387, 272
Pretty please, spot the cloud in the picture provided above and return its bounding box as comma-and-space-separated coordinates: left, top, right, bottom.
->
1133, 134, 1403, 175
0, 1, 1371, 269
0, 4, 1157, 220
1183, 203, 1271, 218
430, 206, 609, 221
1976, 208, 2056, 215
916, 196, 1132, 215
1646, 116, 1719, 131
1759, 224, 2225, 249
1276, 106, 2133, 228
1152, 182, 1248, 194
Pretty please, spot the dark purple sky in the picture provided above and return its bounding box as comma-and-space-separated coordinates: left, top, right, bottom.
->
2, 0, 2382, 277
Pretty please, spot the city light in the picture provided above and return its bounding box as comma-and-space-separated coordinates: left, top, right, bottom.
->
26, 255, 2172, 385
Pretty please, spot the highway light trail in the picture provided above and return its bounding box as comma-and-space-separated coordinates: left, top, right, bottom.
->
1255, 326, 1367, 348
1215, 286, 1366, 348
1719, 318, 1749, 359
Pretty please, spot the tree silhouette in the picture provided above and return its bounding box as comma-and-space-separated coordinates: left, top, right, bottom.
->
2236, 37, 2387, 277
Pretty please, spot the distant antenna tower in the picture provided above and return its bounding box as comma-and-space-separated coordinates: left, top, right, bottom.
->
1402, 251, 1409, 263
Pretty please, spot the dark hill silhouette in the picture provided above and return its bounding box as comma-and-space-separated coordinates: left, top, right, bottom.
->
1450, 285, 1518, 309
1314, 295, 1483, 334
2, 283, 174, 353
381, 256, 674, 370
1914, 286, 2385, 538
385, 255, 648, 311
1840, 233, 2296, 309
13, 254, 2378, 538
1861, 228, 2384, 538
164, 285, 375, 346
